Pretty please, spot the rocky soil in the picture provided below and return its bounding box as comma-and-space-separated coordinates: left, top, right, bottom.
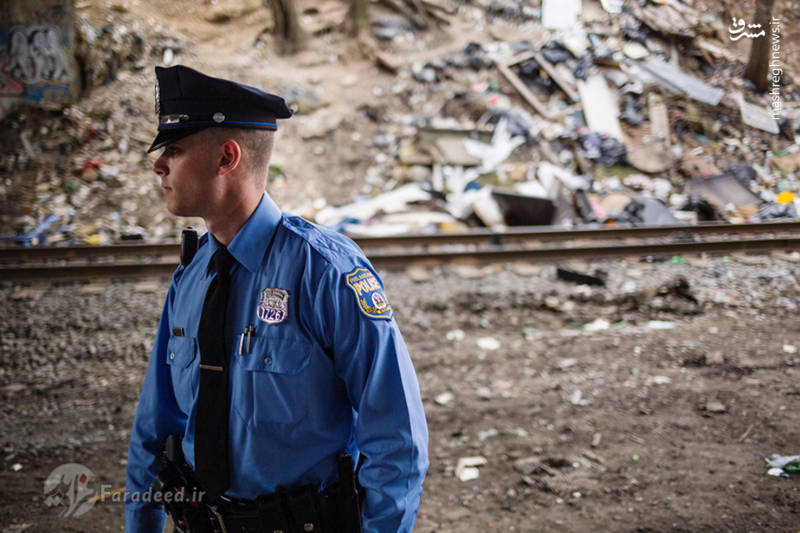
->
1, 252, 799, 532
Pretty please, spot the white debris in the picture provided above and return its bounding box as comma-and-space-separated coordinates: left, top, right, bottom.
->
537, 161, 590, 191
11, 463, 22, 472
783, 345, 797, 354
542, 0, 581, 29
577, 75, 624, 141
477, 337, 501, 350
623, 42, 649, 60
600, 0, 623, 14
558, 358, 578, 369
647, 320, 676, 330
583, 318, 610, 331
463, 118, 526, 172
478, 428, 499, 441
446, 329, 466, 341
620, 280, 637, 294
650, 375, 672, 385
456, 456, 487, 481
570, 390, 590, 406
435, 392, 454, 405
315, 183, 432, 227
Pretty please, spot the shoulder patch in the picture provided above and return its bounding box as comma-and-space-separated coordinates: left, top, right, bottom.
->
345, 267, 393, 320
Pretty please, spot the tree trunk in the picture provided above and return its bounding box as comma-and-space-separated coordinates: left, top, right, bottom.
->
744, 0, 776, 92
348, 0, 370, 37
267, 0, 306, 55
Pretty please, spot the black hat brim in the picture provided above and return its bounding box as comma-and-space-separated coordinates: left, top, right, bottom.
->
147, 126, 212, 153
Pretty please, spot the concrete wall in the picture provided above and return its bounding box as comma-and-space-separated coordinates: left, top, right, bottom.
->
0, 0, 81, 118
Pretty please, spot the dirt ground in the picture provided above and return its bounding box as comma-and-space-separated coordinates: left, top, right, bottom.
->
1, 254, 799, 532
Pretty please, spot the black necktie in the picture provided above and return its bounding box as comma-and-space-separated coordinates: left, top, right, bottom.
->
195, 247, 236, 501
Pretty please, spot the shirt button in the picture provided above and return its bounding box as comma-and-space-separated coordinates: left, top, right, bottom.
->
264, 356, 272, 366
169, 352, 175, 360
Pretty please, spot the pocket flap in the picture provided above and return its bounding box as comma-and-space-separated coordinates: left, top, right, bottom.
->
166, 335, 196, 368
241, 336, 311, 375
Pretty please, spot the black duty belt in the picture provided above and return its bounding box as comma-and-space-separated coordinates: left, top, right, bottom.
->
154, 436, 362, 533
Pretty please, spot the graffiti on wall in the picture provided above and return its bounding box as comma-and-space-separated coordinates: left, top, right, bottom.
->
8, 25, 68, 84
0, 21, 77, 115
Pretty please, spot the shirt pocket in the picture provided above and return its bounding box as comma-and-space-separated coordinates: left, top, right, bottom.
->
233, 335, 312, 426
166, 335, 198, 415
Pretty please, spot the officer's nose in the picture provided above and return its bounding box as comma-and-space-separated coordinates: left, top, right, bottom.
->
153, 155, 168, 177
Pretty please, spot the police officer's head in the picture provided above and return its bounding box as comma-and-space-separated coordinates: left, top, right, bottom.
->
149, 65, 292, 218
149, 65, 292, 180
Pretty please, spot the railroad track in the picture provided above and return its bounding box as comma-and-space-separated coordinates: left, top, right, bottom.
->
1, 221, 798, 282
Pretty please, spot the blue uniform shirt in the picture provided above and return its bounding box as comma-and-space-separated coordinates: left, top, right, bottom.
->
125, 193, 429, 532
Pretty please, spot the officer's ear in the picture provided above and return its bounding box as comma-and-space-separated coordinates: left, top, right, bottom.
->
217, 139, 243, 176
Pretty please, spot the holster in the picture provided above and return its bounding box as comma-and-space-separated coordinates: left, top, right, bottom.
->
153, 435, 222, 533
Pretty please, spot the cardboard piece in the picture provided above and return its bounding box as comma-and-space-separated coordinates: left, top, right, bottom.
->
577, 75, 624, 140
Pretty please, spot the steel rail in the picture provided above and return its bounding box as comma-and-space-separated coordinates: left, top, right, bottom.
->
2, 237, 798, 282
1, 221, 799, 264
354, 221, 800, 248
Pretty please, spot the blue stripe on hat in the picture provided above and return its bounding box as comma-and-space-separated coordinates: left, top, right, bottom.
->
158, 120, 278, 130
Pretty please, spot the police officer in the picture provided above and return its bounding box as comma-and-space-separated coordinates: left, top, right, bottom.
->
125, 65, 429, 533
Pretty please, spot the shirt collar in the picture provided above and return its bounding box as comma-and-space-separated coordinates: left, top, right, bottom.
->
207, 192, 282, 274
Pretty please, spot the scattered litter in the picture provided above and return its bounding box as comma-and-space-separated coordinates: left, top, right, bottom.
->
542, 0, 581, 29
578, 75, 623, 140
686, 174, 762, 219
649, 375, 672, 385
446, 329, 466, 341
579, 133, 627, 167
491, 190, 555, 226
557, 267, 607, 287
647, 320, 675, 330
11, 463, 22, 472
435, 392, 454, 405
570, 390, 590, 406
464, 118, 526, 172
477, 337, 501, 350
522, 327, 541, 340
558, 358, 578, 369
456, 456, 487, 481
704, 400, 727, 414
783, 345, 798, 354
639, 59, 725, 106
765, 454, 800, 477
750, 201, 797, 222
315, 183, 432, 227
583, 318, 610, 332
478, 428, 499, 441
600, 0, 623, 14
768, 467, 787, 477
737, 94, 780, 135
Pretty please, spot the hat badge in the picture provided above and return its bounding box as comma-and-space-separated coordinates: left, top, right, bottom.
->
212, 112, 226, 123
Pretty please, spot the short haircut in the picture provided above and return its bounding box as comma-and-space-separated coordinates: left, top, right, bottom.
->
201, 128, 275, 179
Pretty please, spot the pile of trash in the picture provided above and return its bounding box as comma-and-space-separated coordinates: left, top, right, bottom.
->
309, 0, 799, 237
1, 0, 798, 246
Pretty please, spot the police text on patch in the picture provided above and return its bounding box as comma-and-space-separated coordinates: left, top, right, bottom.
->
345, 267, 393, 320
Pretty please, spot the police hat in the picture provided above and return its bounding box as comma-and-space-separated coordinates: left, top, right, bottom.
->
148, 65, 293, 153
